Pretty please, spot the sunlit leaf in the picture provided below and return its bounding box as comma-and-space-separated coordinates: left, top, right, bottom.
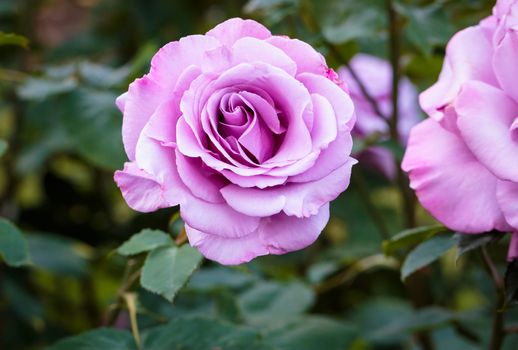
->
0, 32, 29, 48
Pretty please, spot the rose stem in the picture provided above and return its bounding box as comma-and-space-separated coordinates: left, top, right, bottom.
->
480, 246, 507, 350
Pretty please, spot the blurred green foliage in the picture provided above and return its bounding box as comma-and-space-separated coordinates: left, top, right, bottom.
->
0, 0, 517, 349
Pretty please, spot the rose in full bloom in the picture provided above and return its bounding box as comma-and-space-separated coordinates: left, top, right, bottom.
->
402, 0, 518, 260
338, 54, 420, 179
114, 18, 356, 264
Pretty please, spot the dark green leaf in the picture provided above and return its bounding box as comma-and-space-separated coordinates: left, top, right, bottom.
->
373, 307, 456, 338
27, 233, 91, 277
0, 218, 30, 267
141, 316, 271, 350
0, 32, 29, 48
384, 224, 448, 256
214, 289, 243, 323
141, 245, 203, 302
401, 234, 459, 280
239, 280, 315, 324
455, 231, 504, 260
266, 316, 358, 350
0, 139, 7, 158
505, 260, 518, 305
117, 229, 173, 256
187, 266, 256, 291
396, 3, 455, 56
46, 328, 136, 350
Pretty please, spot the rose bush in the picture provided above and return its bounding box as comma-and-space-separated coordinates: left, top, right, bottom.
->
338, 54, 419, 178
114, 18, 356, 264
402, 0, 518, 259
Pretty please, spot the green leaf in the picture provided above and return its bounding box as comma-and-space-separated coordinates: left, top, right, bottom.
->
17, 78, 77, 100
239, 280, 315, 324
117, 229, 173, 256
27, 233, 91, 277
47, 328, 136, 350
455, 231, 504, 260
78, 61, 130, 88
187, 266, 256, 291
316, 0, 386, 44
0, 139, 7, 158
141, 245, 203, 302
401, 234, 459, 280
396, 3, 454, 56
372, 307, 456, 338
505, 260, 518, 306
141, 316, 271, 350
266, 316, 358, 350
383, 224, 448, 256
214, 289, 243, 323
0, 218, 30, 267
0, 32, 29, 48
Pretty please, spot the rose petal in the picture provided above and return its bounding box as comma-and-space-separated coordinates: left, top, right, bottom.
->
221, 161, 354, 218
455, 81, 518, 182
232, 37, 297, 75
114, 162, 169, 212
494, 31, 518, 103
297, 73, 355, 130
419, 26, 497, 124
496, 180, 518, 230
259, 203, 330, 254
402, 119, 510, 233
310, 93, 338, 149
266, 36, 326, 75
206, 18, 271, 47
175, 151, 225, 203
180, 196, 260, 238
508, 232, 518, 261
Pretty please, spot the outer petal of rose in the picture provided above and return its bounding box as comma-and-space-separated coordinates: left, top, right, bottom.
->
221, 161, 353, 218
185, 203, 329, 265
231, 37, 297, 76
402, 119, 509, 233
455, 81, 518, 182
290, 132, 353, 183
496, 180, 518, 230
114, 162, 169, 212
508, 232, 518, 261
121, 76, 167, 160
259, 203, 330, 254
149, 35, 220, 89
180, 196, 260, 238
310, 93, 338, 149
135, 128, 185, 206
266, 36, 326, 75
185, 224, 269, 265
297, 73, 355, 130
419, 26, 497, 123
206, 18, 271, 47
494, 31, 518, 103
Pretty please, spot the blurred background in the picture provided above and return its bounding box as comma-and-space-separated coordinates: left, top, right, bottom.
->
1, 0, 517, 349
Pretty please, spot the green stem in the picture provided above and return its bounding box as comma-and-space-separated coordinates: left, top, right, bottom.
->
480, 247, 506, 350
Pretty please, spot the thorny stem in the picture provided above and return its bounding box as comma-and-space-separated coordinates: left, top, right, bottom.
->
480, 247, 507, 350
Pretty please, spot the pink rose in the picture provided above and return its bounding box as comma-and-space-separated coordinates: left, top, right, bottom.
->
402, 0, 518, 260
114, 18, 356, 264
338, 54, 420, 179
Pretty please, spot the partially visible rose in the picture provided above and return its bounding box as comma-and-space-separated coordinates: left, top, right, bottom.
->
338, 54, 420, 179
114, 18, 356, 265
402, 0, 518, 260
